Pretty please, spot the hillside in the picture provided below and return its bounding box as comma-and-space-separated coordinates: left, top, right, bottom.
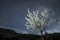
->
0, 28, 60, 40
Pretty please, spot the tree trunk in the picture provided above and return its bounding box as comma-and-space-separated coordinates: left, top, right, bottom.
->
41, 31, 44, 40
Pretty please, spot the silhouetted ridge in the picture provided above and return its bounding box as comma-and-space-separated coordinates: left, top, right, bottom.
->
0, 28, 17, 40
0, 28, 60, 40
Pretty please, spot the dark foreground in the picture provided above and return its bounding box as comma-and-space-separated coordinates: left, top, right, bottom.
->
0, 28, 60, 40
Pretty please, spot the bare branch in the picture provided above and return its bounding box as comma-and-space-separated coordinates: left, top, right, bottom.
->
25, 8, 56, 33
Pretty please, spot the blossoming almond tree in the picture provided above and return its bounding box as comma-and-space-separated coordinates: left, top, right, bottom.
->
25, 8, 56, 40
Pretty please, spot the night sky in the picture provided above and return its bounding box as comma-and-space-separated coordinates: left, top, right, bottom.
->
0, 0, 60, 34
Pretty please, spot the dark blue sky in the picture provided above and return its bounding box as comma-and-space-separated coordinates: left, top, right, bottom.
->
0, 0, 60, 34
